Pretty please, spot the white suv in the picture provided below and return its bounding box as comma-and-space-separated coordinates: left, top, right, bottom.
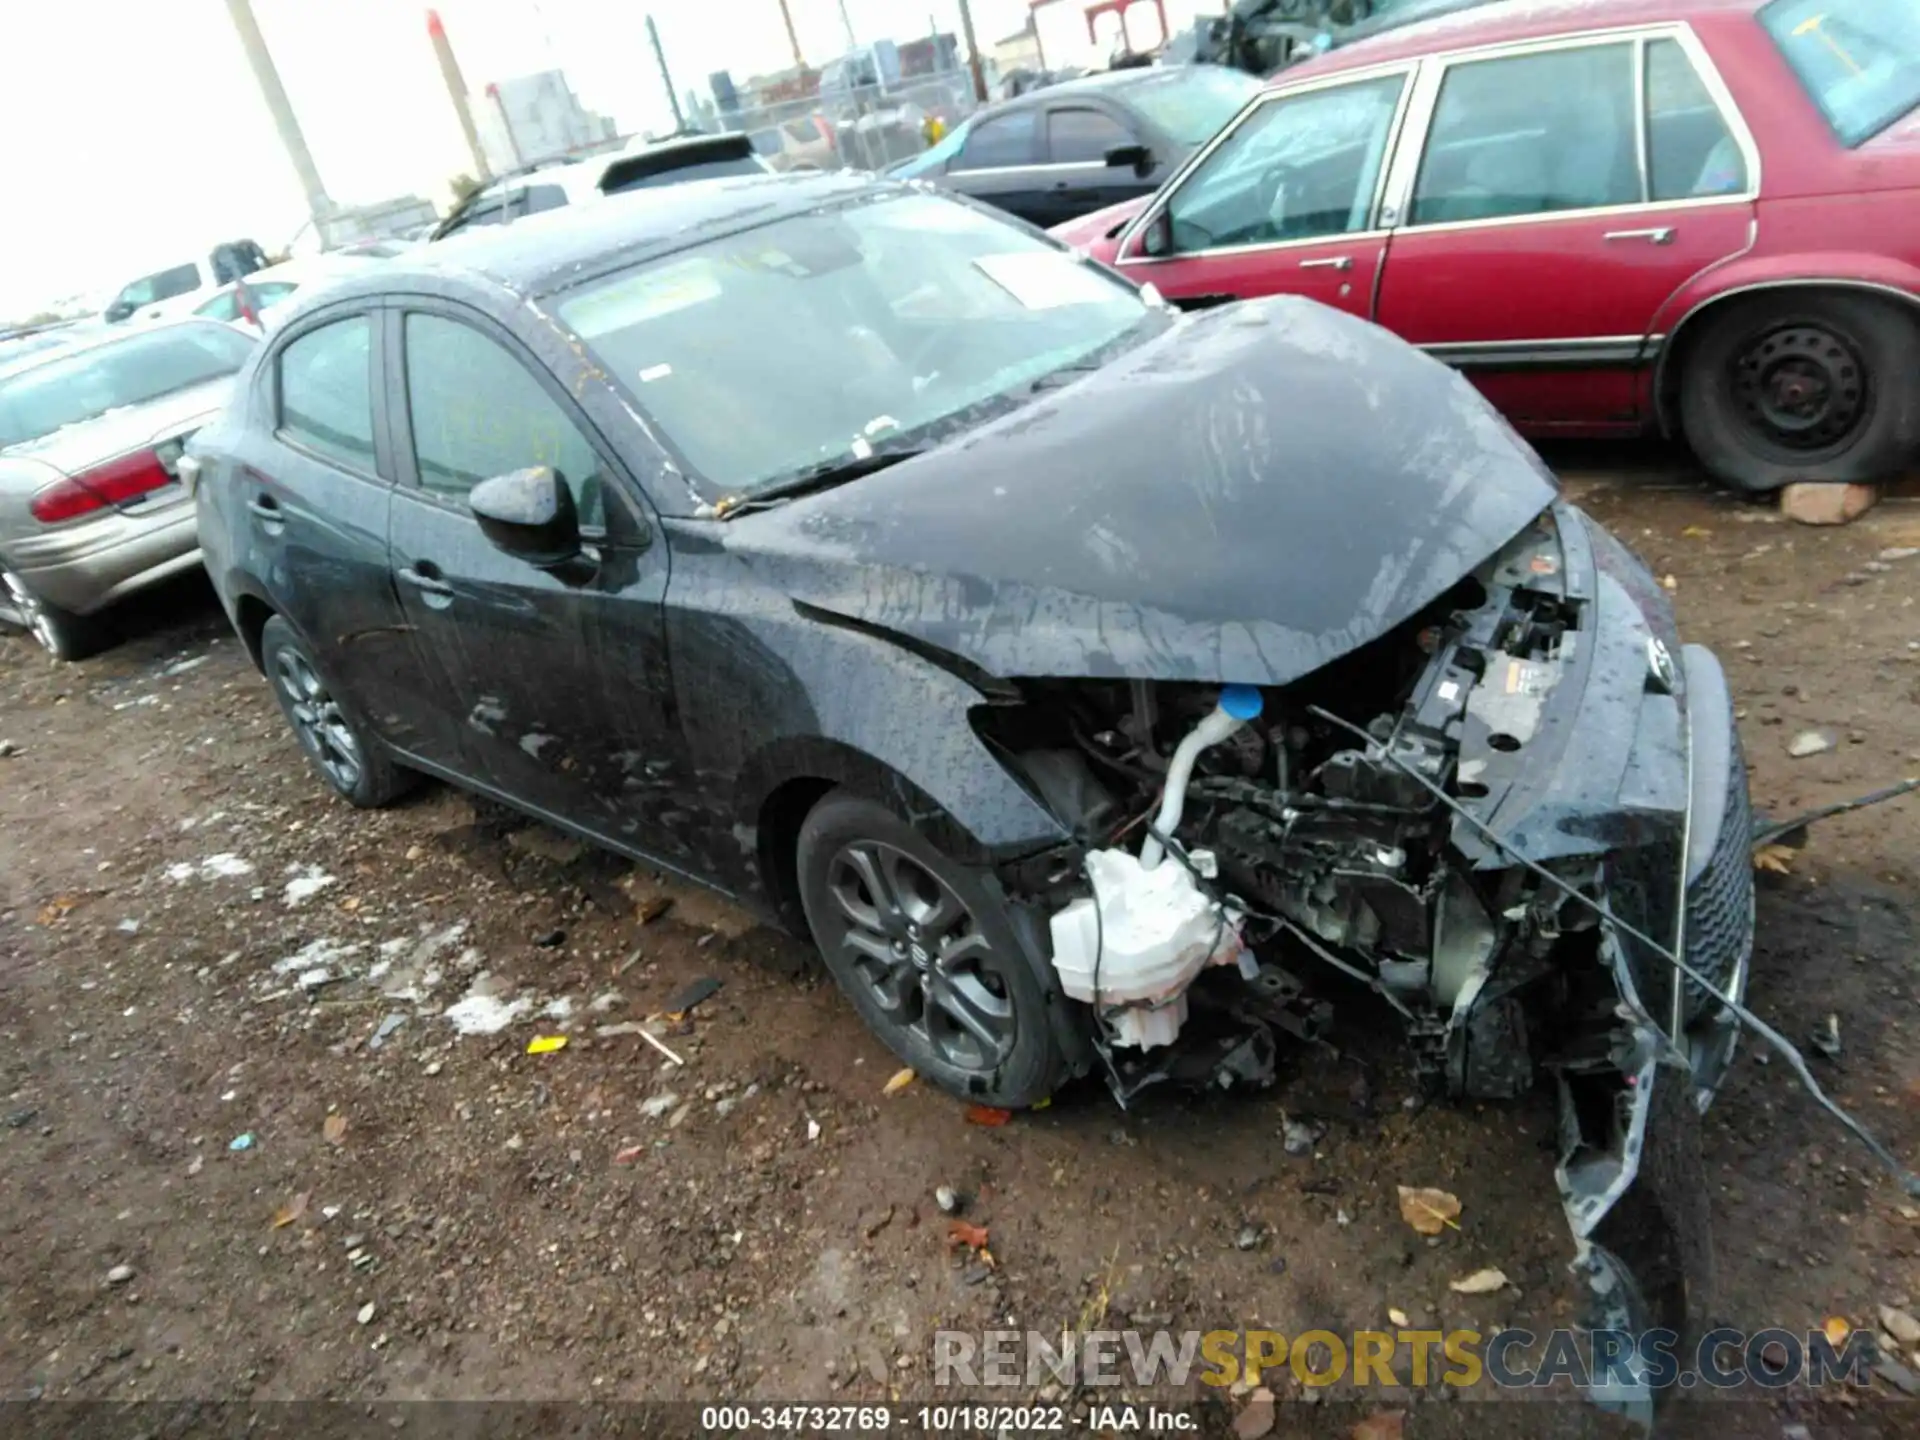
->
103, 241, 272, 325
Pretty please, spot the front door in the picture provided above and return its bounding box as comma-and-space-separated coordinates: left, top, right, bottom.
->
383, 306, 691, 863
1372, 33, 1756, 430
1111, 67, 1414, 320
1037, 102, 1154, 229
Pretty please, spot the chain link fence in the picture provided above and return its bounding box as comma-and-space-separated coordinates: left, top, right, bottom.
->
712, 71, 982, 175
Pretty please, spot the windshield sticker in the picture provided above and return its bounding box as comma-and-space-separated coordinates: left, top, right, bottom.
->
972, 252, 1120, 310
639, 363, 673, 383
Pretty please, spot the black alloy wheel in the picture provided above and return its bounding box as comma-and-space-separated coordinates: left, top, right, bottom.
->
795, 791, 1069, 1108
259, 615, 412, 808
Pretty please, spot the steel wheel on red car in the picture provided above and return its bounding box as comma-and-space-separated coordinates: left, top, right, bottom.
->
1679, 292, 1920, 493
259, 615, 413, 809
0, 568, 104, 662
795, 790, 1069, 1108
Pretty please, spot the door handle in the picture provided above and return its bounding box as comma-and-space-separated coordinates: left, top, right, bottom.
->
1299, 256, 1353, 271
397, 562, 455, 604
1603, 227, 1676, 245
247, 494, 284, 530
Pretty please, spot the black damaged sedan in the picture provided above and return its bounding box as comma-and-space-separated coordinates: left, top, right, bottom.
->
190, 171, 1752, 1408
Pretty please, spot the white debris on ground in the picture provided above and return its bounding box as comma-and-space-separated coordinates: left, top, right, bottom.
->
166, 853, 255, 883
283, 865, 336, 906
443, 982, 534, 1036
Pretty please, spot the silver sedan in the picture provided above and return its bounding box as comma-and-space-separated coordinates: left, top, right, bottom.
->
0, 319, 255, 659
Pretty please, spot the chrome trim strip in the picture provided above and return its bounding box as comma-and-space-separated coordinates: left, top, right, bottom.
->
1123, 228, 1389, 266
1633, 35, 1652, 204
1423, 335, 1658, 368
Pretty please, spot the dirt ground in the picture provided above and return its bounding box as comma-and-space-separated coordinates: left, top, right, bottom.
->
3, 445, 1919, 1439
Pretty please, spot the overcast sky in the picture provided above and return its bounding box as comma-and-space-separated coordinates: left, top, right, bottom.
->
0, 0, 1040, 319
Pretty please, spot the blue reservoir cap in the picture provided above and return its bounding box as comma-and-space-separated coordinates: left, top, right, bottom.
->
1218, 684, 1263, 721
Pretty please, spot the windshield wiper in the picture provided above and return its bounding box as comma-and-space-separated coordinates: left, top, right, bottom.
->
712, 447, 923, 519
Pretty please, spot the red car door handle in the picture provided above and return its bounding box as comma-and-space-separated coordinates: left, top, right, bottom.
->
1299, 256, 1353, 271
1603, 227, 1676, 245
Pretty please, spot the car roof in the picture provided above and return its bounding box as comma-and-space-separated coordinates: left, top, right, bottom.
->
1284, 0, 1761, 77
338, 170, 880, 302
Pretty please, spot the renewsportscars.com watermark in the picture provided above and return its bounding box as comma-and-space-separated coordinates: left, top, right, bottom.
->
933, 1326, 1880, 1392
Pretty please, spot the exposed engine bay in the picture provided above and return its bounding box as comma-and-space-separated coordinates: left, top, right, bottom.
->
979, 507, 1751, 1418
990, 509, 1630, 1106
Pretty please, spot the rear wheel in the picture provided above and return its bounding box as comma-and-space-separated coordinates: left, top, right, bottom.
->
1679, 292, 1920, 493
260, 615, 412, 808
795, 791, 1069, 1108
0, 569, 105, 662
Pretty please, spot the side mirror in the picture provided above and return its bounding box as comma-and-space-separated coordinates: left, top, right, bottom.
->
1139, 208, 1173, 259
468, 466, 585, 573
104, 300, 134, 323
1104, 143, 1154, 178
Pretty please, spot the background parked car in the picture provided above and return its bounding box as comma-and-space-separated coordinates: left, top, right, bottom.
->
103, 240, 271, 324
192, 255, 385, 332
429, 132, 774, 240
889, 63, 1261, 228
1057, 0, 1920, 492
0, 319, 255, 658
748, 112, 838, 171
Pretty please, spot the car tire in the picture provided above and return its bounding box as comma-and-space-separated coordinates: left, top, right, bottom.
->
259, 615, 413, 808
796, 790, 1070, 1109
1678, 292, 1920, 493
0, 569, 106, 662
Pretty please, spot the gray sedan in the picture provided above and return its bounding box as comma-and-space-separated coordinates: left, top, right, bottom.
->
0, 320, 254, 659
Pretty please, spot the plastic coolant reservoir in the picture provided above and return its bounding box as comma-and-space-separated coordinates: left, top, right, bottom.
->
1049, 847, 1242, 1050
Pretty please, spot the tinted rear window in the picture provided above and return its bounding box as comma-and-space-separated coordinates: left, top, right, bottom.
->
0, 325, 253, 448
115, 263, 202, 309
1761, 0, 1920, 146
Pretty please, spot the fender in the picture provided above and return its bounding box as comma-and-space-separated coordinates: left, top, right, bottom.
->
1647, 251, 1920, 434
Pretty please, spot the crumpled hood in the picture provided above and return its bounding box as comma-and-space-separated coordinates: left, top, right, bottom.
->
725, 297, 1559, 688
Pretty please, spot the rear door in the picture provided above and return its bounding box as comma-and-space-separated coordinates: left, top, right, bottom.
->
1111, 66, 1414, 319
235, 306, 428, 751
943, 107, 1054, 224
1370, 29, 1757, 429
384, 303, 691, 859
1039, 102, 1153, 226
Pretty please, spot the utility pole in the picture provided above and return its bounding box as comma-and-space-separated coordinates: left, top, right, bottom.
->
837, 0, 858, 51
223, 0, 333, 226
955, 0, 988, 102
426, 9, 492, 183
645, 16, 686, 132
775, 0, 805, 69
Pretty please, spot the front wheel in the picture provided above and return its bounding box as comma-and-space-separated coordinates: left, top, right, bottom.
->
795, 791, 1070, 1108
0, 569, 106, 662
260, 615, 413, 808
1678, 292, 1920, 493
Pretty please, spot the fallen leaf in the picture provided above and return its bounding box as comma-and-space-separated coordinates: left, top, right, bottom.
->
978, 1246, 997, 1270
1350, 1412, 1406, 1440
882, 1067, 916, 1097
1681, 525, 1713, 539
1660, 574, 1678, 591
1396, 1185, 1462, 1235
614, 1143, 645, 1164
863, 1203, 896, 1240
637, 896, 674, 925
1387, 1307, 1409, 1327
271, 1191, 310, 1228
526, 1035, 568, 1055
1449, 1266, 1508, 1295
1753, 842, 1797, 874
322, 1114, 347, 1145
1825, 1316, 1853, 1347
964, 1104, 1012, 1127
36, 896, 77, 926
947, 1220, 990, 1250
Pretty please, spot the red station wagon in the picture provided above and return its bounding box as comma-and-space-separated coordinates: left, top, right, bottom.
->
1055, 0, 1920, 493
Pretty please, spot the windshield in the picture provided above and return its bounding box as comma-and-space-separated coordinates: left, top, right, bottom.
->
1761, 0, 1920, 146
557, 191, 1155, 499
1123, 64, 1262, 146
0, 323, 253, 449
